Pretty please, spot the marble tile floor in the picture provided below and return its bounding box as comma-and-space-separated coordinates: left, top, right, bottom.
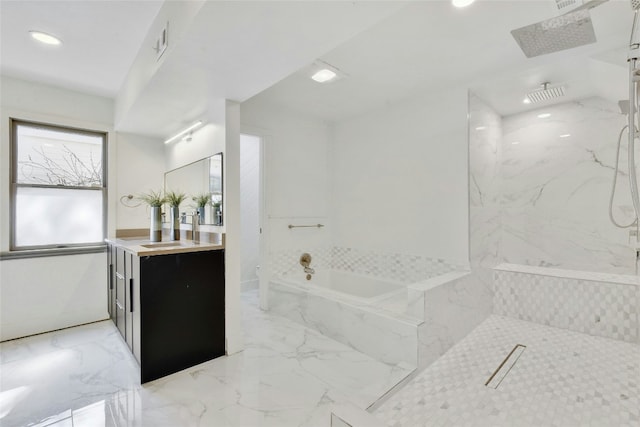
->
374, 315, 640, 427
0, 290, 413, 427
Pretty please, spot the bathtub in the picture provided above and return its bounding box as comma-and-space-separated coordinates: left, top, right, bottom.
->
268, 269, 420, 366
276, 269, 406, 305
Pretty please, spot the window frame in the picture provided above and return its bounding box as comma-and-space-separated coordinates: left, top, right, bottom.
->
9, 118, 108, 251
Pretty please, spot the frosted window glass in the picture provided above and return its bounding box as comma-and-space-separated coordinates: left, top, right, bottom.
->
15, 187, 103, 247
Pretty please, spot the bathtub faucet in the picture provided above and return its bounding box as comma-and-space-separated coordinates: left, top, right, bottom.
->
300, 253, 314, 276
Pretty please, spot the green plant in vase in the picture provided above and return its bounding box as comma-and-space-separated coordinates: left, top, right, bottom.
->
193, 193, 211, 225
138, 190, 166, 207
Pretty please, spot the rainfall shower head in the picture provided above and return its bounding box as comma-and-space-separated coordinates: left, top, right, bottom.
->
511, 0, 612, 58
511, 10, 595, 58
526, 82, 566, 104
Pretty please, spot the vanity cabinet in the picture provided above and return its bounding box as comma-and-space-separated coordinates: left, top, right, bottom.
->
106, 242, 225, 383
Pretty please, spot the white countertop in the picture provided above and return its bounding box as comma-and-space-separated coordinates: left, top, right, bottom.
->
105, 237, 224, 256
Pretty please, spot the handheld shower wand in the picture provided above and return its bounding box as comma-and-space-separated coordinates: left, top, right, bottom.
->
627, 4, 640, 229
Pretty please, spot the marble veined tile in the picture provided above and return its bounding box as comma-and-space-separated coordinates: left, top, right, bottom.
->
0, 290, 412, 427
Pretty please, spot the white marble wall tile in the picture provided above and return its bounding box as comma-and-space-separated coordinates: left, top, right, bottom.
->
494, 268, 639, 343
501, 97, 634, 274
417, 271, 493, 369
268, 281, 419, 367
468, 93, 502, 321
330, 246, 466, 284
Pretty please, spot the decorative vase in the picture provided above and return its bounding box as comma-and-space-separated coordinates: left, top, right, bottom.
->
214, 206, 221, 225
197, 207, 205, 225
150, 206, 162, 242
170, 206, 180, 240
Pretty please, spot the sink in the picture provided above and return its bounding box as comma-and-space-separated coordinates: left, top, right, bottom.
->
141, 242, 184, 249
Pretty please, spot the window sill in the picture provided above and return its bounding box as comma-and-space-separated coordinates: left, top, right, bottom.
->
0, 245, 107, 260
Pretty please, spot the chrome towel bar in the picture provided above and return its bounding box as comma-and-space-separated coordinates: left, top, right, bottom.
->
288, 224, 324, 229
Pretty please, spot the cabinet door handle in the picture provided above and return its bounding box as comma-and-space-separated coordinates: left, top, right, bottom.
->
115, 300, 124, 311
129, 278, 134, 313
115, 272, 124, 280
109, 264, 113, 289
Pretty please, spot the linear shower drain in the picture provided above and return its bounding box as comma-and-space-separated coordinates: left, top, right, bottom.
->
485, 344, 527, 389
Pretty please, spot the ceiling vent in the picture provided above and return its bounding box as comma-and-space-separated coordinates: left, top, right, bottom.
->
526, 82, 566, 103
554, 0, 609, 14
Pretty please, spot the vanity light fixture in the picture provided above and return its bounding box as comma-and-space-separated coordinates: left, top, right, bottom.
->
452, 0, 476, 8
164, 121, 203, 144
537, 113, 551, 119
559, 134, 571, 138
29, 30, 62, 45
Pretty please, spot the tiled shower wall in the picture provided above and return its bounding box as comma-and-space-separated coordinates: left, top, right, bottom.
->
269, 246, 466, 283
494, 265, 639, 344
470, 94, 635, 275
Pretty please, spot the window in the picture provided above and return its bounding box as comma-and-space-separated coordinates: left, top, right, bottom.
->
10, 119, 107, 250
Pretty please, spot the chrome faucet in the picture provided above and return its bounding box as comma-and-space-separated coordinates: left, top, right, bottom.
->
190, 212, 199, 243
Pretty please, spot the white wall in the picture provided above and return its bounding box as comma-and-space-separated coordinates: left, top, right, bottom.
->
0, 76, 114, 340
240, 134, 261, 291
116, 133, 165, 230
241, 98, 332, 307
0, 254, 106, 340
330, 87, 469, 263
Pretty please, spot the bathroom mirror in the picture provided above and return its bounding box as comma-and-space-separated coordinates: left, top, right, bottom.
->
164, 152, 223, 225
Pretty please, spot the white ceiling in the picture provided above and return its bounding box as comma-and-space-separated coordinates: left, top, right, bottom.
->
0, 0, 163, 98
0, 0, 634, 132
248, 0, 633, 120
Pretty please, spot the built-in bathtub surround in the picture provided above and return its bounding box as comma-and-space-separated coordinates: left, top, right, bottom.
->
269, 276, 421, 367
408, 271, 493, 369
269, 246, 466, 284
269, 267, 492, 371
494, 264, 639, 344
331, 247, 467, 283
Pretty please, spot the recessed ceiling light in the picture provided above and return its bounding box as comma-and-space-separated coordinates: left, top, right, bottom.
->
29, 31, 62, 45
475, 126, 487, 131
512, 141, 521, 145
311, 69, 337, 83
537, 113, 551, 119
523, 97, 531, 104
559, 134, 571, 138
452, 0, 476, 7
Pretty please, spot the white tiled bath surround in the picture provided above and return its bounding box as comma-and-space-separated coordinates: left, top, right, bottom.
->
269, 246, 466, 282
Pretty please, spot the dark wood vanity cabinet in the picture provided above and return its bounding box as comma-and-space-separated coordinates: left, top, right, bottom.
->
106, 244, 225, 383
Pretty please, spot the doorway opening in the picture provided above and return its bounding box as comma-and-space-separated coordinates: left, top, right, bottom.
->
239, 133, 263, 297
